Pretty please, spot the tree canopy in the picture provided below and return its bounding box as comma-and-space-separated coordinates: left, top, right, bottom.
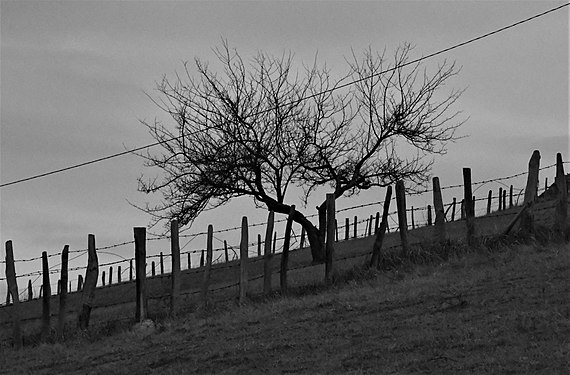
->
137, 41, 465, 261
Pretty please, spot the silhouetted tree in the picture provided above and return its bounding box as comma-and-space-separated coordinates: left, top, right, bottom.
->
137, 41, 465, 262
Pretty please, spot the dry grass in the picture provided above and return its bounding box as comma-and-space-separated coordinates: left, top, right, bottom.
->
2, 238, 570, 374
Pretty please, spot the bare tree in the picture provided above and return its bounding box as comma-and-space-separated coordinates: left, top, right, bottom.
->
137, 42, 464, 263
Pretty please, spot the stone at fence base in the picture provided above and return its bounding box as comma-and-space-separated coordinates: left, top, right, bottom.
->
132, 319, 155, 335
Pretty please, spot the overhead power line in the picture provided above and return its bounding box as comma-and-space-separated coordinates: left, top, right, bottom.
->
0, 1, 567, 190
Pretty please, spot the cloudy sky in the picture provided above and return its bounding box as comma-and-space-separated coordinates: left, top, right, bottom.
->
0, 1, 568, 298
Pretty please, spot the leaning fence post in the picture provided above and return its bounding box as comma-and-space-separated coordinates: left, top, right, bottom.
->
224, 240, 229, 263
521, 150, 541, 234
395, 180, 410, 257
280, 205, 295, 294
451, 198, 456, 221
263, 211, 275, 294
433, 177, 446, 242
5, 240, 22, 348
201, 224, 213, 306
487, 190, 492, 214
299, 227, 306, 249
554, 153, 567, 237
370, 186, 392, 269
239, 216, 249, 304
463, 168, 475, 245
58, 245, 69, 340
325, 194, 336, 283
170, 219, 180, 316
78, 234, 98, 330
134, 228, 147, 322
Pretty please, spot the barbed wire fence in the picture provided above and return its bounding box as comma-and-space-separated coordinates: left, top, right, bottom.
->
1, 161, 564, 307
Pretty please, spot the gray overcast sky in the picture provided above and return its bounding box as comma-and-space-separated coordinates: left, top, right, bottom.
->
0, 1, 568, 297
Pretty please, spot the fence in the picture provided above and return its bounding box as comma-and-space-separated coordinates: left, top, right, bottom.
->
0, 150, 568, 347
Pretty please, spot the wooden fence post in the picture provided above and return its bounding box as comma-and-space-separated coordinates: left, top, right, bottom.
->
239, 216, 249, 304
263, 211, 275, 294
200, 251, 204, 267
28, 280, 33, 301
201, 225, 213, 306
58, 245, 69, 340
411, 206, 415, 229
463, 168, 475, 245
102, 271, 106, 286
325, 194, 336, 283
109, 267, 113, 285
374, 212, 380, 234
395, 180, 410, 257
460, 199, 465, 220
427, 205, 433, 226
272, 232, 277, 253
151, 262, 155, 277
170, 220, 181, 316
78, 234, 98, 329
521, 150, 541, 234
433, 177, 446, 242
353, 216, 358, 238
368, 215, 373, 236
134, 228, 147, 323
499, 187, 503, 211
280, 206, 295, 294
299, 227, 306, 249
370, 186, 392, 269
257, 234, 262, 257
188, 253, 192, 269
118, 266, 122, 284
335, 219, 339, 242
160, 252, 164, 275
129, 259, 133, 281
451, 198, 456, 221
5, 241, 22, 348
224, 240, 229, 263
41, 251, 51, 341
77, 275, 83, 292
345, 218, 349, 240
502, 190, 506, 212
554, 153, 568, 237
509, 185, 514, 208
487, 190, 492, 214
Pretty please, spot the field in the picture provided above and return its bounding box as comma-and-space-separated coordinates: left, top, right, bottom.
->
2, 238, 569, 374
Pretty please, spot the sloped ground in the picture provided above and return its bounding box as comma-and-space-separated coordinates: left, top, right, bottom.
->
2, 241, 570, 374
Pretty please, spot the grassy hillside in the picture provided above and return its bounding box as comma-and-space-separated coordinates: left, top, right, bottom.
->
3, 239, 570, 374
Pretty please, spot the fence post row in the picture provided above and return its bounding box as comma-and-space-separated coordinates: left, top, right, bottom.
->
5, 240, 22, 348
